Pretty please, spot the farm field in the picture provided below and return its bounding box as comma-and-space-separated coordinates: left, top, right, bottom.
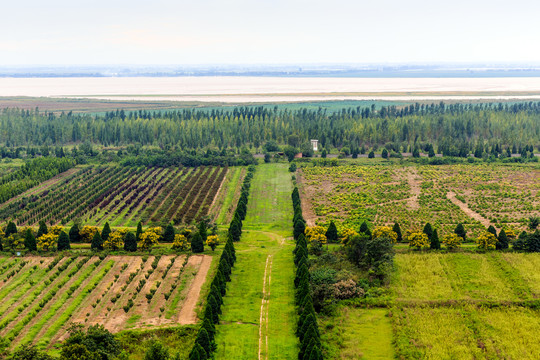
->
321, 252, 540, 359
0, 165, 228, 227
0, 254, 213, 351
297, 160, 540, 237
214, 163, 298, 360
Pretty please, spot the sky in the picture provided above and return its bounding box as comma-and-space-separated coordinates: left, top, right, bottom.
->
1, 0, 540, 66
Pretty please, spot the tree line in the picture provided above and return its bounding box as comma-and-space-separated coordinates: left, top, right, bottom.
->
0, 102, 538, 153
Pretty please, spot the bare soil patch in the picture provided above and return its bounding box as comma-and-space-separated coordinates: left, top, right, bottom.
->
447, 191, 493, 228
177, 255, 212, 325
296, 170, 319, 227
404, 168, 421, 210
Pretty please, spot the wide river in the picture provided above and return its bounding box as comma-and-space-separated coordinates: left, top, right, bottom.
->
1, 76, 540, 102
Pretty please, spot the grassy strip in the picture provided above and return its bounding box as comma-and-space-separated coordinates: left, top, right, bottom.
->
9, 258, 97, 343
5, 257, 90, 342
216, 167, 244, 225
215, 163, 297, 359
0, 262, 54, 315
0, 258, 75, 329
0, 260, 36, 303
37, 260, 115, 347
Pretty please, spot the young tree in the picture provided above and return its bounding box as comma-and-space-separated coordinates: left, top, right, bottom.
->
136, 221, 143, 242
206, 235, 219, 251
24, 229, 37, 252
381, 148, 388, 159
5, 221, 17, 237
37, 220, 48, 238
368, 150, 375, 158
198, 221, 208, 242
163, 224, 175, 243
57, 231, 71, 251
487, 225, 497, 237
124, 232, 137, 252
68, 223, 81, 243
191, 232, 204, 253
422, 223, 433, 239
91, 231, 103, 251
392, 223, 402, 242
454, 223, 467, 241
325, 221, 338, 243
430, 229, 441, 250
359, 221, 371, 238
143, 340, 170, 360
101, 222, 111, 242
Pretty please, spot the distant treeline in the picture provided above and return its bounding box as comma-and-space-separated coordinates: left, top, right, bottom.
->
0, 102, 539, 154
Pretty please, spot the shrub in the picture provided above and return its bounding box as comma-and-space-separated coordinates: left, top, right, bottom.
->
408, 232, 429, 249
442, 233, 462, 250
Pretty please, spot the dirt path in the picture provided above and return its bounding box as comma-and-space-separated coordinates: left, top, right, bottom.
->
0, 168, 80, 209
259, 255, 273, 360
447, 191, 493, 228
177, 255, 212, 324
405, 168, 421, 210
296, 170, 317, 226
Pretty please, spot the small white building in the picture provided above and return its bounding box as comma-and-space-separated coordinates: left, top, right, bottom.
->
311, 139, 318, 152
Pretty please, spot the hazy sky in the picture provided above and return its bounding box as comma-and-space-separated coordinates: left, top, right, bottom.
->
2, 0, 540, 65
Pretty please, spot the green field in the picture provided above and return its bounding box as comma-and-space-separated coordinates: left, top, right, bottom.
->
214, 163, 298, 359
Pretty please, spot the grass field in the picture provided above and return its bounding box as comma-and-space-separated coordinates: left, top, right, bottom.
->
391, 252, 539, 302
319, 307, 394, 360
214, 163, 298, 360
322, 252, 540, 359
392, 306, 540, 359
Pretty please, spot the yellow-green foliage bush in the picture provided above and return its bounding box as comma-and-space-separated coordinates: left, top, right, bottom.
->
372, 226, 398, 243
340, 228, 359, 246
37, 233, 58, 251
139, 231, 159, 251
476, 232, 498, 250
408, 232, 429, 249
103, 228, 129, 250
442, 233, 462, 250
172, 234, 188, 250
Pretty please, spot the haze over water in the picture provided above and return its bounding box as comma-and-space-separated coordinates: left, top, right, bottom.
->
2, 76, 540, 103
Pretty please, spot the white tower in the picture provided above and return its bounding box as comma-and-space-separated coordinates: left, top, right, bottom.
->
310, 139, 318, 152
